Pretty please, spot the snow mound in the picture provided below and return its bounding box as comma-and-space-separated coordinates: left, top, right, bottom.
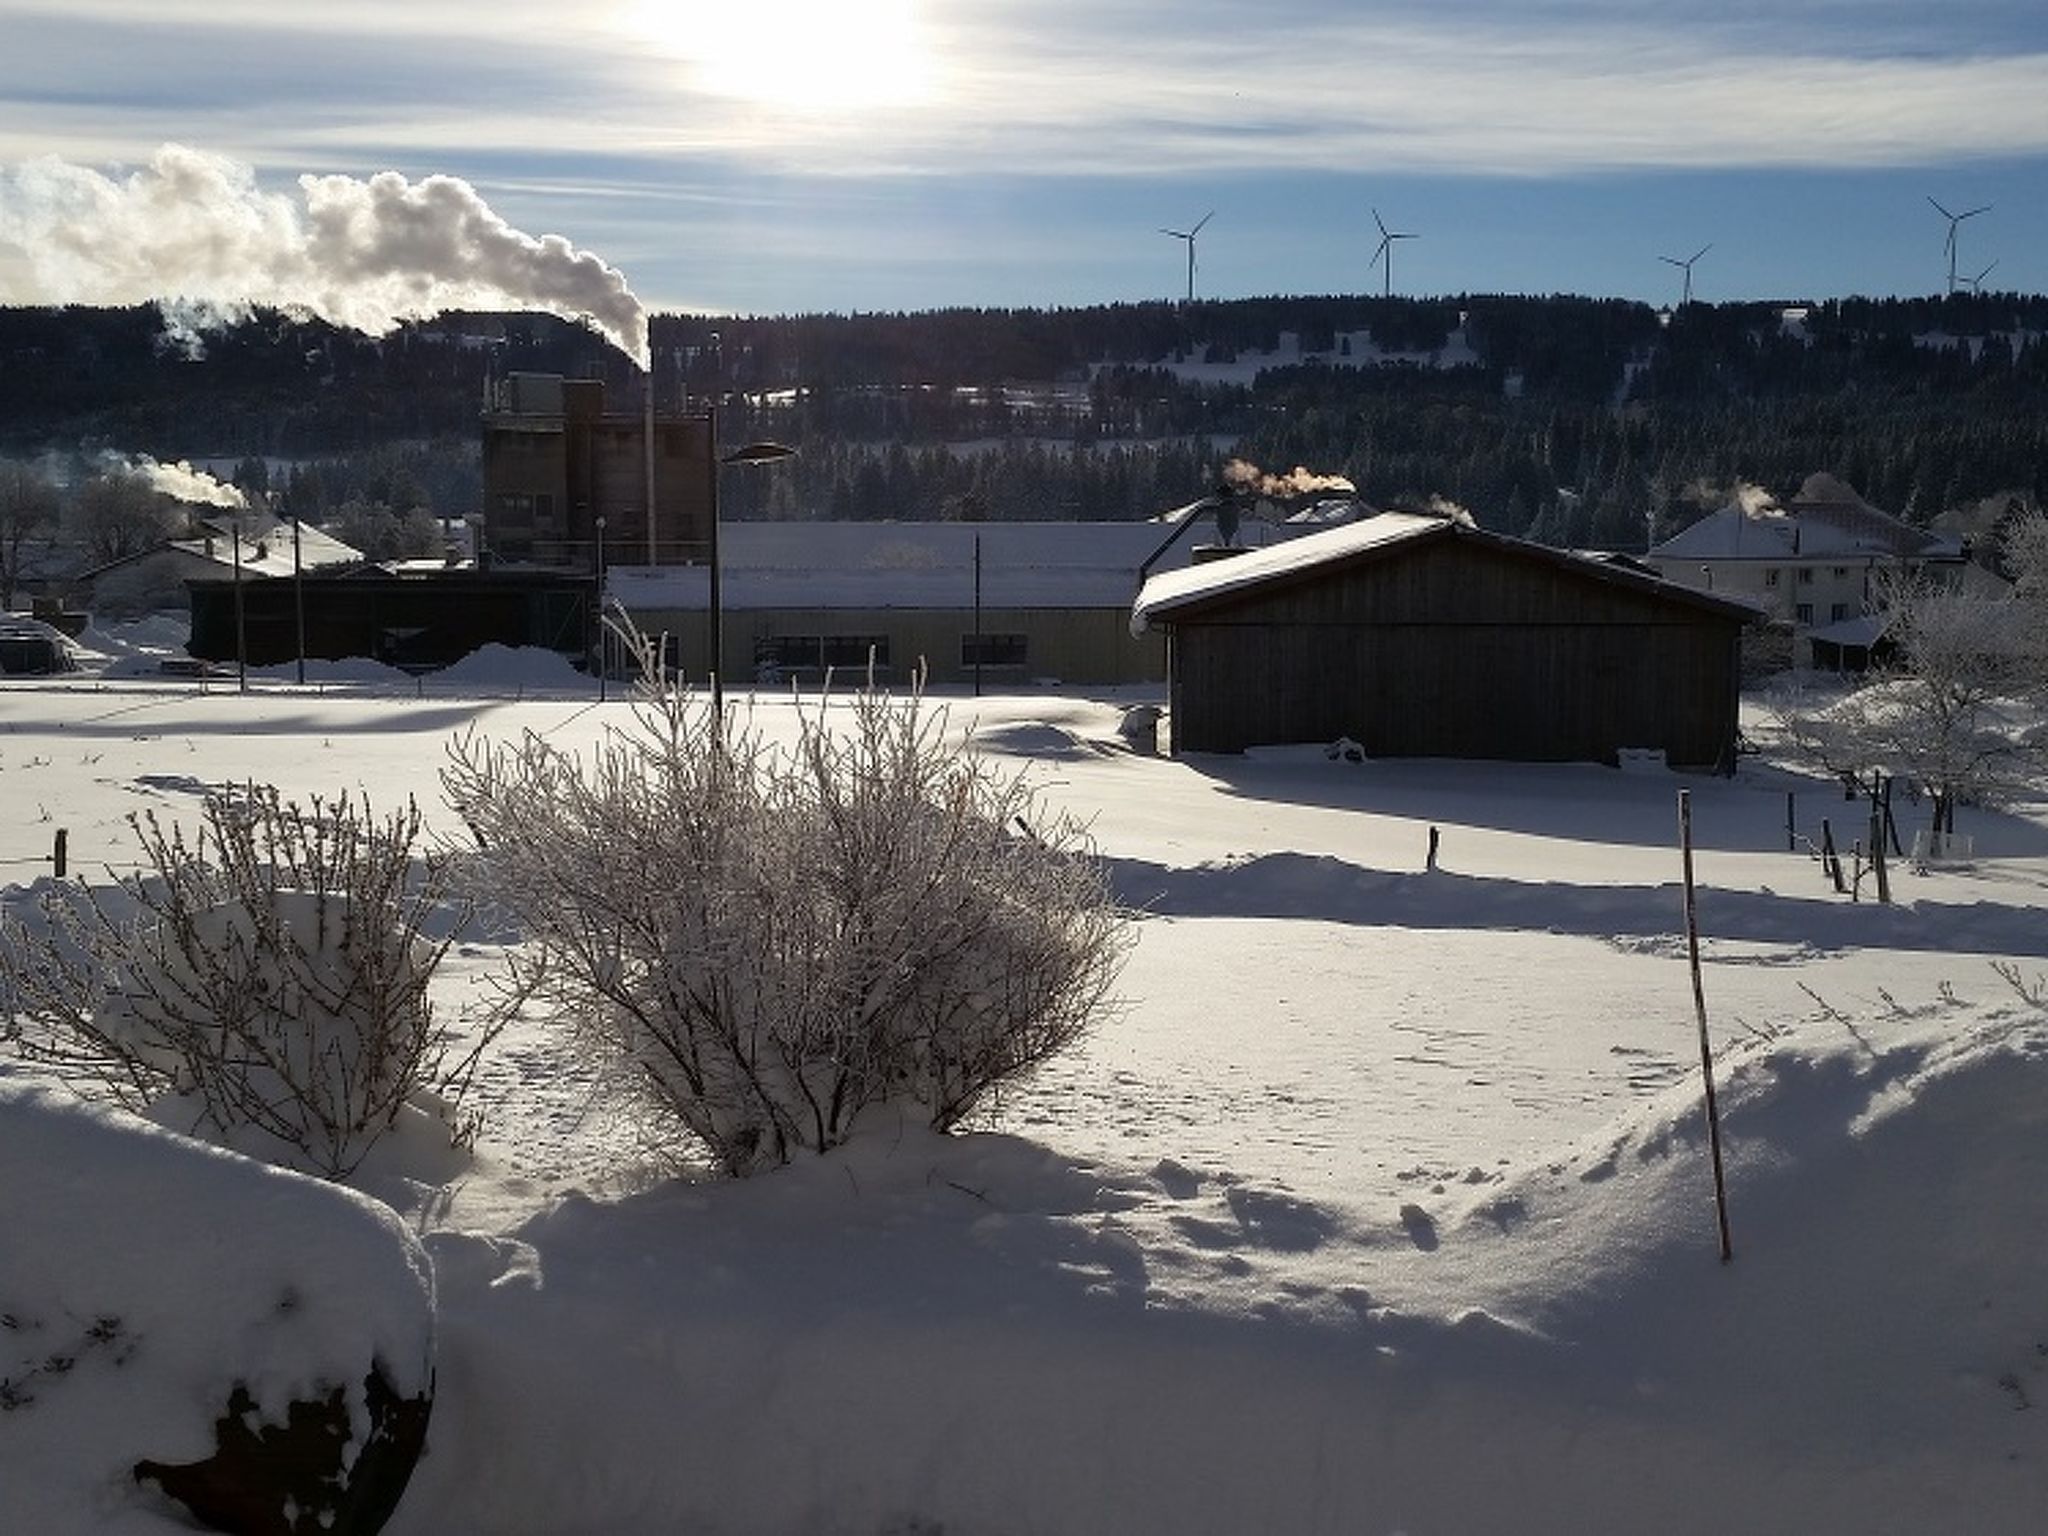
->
0, 1084, 435, 1535
971, 719, 1103, 759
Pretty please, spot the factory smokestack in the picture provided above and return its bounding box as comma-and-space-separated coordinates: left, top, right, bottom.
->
0, 144, 649, 366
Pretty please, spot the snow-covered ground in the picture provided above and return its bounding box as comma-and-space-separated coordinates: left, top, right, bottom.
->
4, 633, 2046, 1534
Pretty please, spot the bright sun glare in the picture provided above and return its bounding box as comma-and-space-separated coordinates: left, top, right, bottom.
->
628, 0, 934, 112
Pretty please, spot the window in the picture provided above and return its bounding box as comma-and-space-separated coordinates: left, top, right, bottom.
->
755, 634, 892, 676
961, 633, 1027, 668
1764, 569, 1780, 587
1797, 566, 1815, 584
820, 634, 889, 670
1832, 566, 1850, 578
1795, 603, 1814, 625
1830, 603, 1851, 622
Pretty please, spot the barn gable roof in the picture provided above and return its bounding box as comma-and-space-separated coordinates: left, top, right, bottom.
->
1131, 511, 1760, 634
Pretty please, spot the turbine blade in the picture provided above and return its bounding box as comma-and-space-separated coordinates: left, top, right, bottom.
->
1373, 208, 1390, 238
1191, 210, 1215, 236
1927, 195, 1954, 220
1690, 243, 1712, 264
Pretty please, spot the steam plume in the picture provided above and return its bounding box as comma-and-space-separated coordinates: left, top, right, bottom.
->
0, 145, 649, 366
98, 452, 249, 510
1222, 459, 1357, 500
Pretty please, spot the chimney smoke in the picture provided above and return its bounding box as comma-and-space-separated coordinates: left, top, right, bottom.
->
1221, 458, 1357, 501
0, 145, 649, 367
99, 452, 248, 510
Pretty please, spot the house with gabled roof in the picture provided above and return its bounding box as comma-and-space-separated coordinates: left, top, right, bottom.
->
1644, 475, 1966, 664
76, 515, 364, 619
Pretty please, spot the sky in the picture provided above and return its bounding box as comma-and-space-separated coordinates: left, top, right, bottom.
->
0, 0, 2044, 325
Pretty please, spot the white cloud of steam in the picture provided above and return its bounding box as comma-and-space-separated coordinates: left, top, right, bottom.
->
100, 452, 248, 510
0, 145, 649, 367
1223, 459, 1358, 500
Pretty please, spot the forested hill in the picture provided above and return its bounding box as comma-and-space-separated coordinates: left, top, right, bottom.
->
2, 293, 2043, 549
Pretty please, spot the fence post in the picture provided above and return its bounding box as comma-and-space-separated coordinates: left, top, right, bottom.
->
53, 827, 68, 879
1678, 789, 1734, 1264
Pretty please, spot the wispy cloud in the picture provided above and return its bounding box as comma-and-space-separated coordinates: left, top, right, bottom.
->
0, 2, 2041, 183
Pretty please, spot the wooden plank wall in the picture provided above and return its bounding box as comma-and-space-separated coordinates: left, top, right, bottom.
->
1167, 539, 1743, 766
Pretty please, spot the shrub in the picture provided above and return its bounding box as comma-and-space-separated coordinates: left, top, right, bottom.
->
441, 631, 1129, 1177
0, 786, 483, 1179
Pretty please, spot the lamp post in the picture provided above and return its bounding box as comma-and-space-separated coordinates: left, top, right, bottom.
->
292, 514, 306, 686
594, 515, 607, 703
704, 403, 796, 723
231, 514, 247, 694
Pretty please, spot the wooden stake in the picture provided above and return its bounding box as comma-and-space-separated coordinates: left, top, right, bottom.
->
1678, 789, 1734, 1263
1820, 819, 1843, 893
53, 827, 67, 879
1785, 790, 1796, 852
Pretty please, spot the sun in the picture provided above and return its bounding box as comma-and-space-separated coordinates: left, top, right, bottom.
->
627, 0, 934, 112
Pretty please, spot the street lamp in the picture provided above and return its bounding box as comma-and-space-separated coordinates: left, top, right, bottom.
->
230, 513, 248, 694
594, 515, 607, 703
705, 403, 796, 723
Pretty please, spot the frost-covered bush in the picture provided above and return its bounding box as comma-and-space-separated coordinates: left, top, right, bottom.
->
441, 633, 1129, 1177
0, 786, 483, 1179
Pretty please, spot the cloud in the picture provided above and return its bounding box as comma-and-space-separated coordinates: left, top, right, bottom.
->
4, 6, 2045, 187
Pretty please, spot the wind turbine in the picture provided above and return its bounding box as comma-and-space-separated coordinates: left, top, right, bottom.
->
1659, 243, 1712, 307
1927, 196, 1990, 295
1371, 208, 1416, 298
1960, 259, 1998, 294
1160, 211, 1214, 304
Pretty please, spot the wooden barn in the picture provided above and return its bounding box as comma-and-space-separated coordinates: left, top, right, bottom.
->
1132, 511, 1757, 769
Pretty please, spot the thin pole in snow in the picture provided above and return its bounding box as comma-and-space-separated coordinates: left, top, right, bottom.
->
1679, 788, 1734, 1263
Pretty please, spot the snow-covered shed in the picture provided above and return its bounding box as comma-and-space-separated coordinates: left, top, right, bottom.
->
1133, 511, 1756, 767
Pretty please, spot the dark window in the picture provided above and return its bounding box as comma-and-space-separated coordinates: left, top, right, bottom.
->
756, 634, 891, 674
820, 634, 889, 670
1795, 603, 1814, 624
756, 635, 821, 670
1764, 569, 1780, 587
1831, 603, 1850, 622
961, 633, 1027, 667
1797, 567, 1815, 584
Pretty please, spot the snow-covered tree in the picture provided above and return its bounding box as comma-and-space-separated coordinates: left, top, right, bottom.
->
0, 787, 484, 1179
441, 623, 1129, 1176
1774, 508, 2048, 836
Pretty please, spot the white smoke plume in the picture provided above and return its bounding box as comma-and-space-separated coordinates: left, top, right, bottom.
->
99, 452, 248, 510
0, 144, 649, 367
1222, 458, 1358, 500
1733, 480, 1780, 518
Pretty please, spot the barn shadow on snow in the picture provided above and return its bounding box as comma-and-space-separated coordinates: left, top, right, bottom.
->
1173, 751, 2048, 861
1105, 850, 2048, 961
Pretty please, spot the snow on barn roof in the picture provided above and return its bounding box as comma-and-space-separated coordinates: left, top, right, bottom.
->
606, 519, 1308, 611
1132, 511, 1449, 633
1132, 510, 1762, 634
